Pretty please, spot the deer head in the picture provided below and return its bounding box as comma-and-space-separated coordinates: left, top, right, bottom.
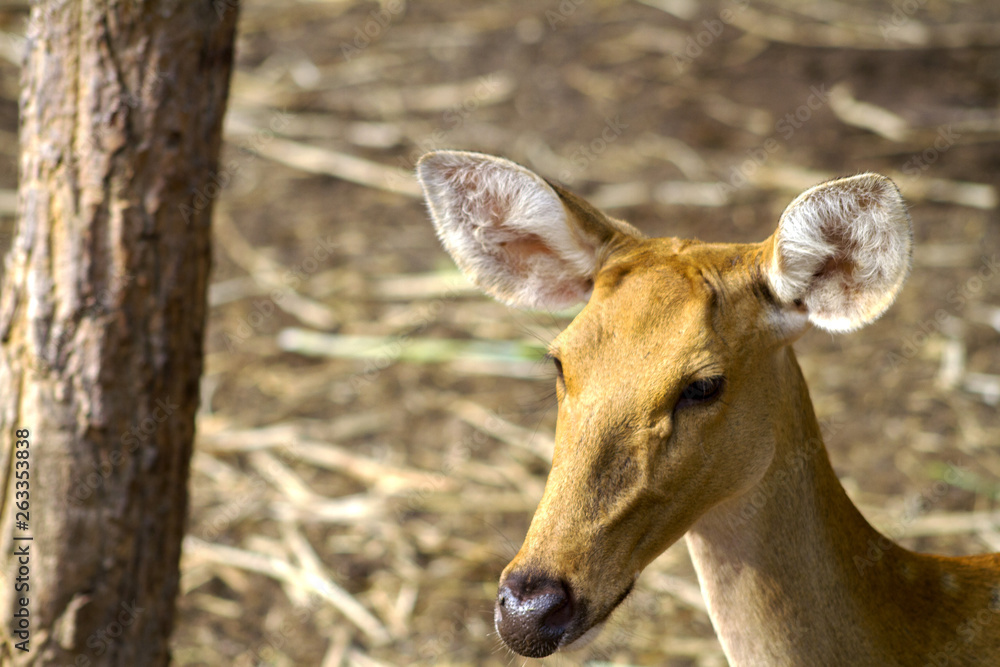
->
416, 150, 911, 658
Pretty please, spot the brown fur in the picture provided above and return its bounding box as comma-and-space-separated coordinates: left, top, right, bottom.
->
504, 225, 1000, 665
416, 151, 1000, 665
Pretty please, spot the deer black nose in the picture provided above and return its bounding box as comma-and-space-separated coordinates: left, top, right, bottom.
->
494, 571, 575, 658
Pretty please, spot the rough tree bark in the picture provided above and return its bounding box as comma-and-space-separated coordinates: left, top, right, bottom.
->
0, 1, 238, 664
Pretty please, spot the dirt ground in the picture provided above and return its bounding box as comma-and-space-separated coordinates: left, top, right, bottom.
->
1, 1, 999, 666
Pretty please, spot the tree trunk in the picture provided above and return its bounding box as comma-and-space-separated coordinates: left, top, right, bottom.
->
0, 1, 238, 664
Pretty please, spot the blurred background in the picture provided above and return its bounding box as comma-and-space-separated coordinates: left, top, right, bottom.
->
1, 0, 999, 665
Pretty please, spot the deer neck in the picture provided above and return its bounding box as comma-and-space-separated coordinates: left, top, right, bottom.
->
685, 346, 893, 666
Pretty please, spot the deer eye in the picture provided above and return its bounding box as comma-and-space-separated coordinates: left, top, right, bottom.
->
550, 356, 564, 380
678, 376, 725, 408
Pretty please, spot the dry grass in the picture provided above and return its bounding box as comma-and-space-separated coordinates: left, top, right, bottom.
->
0, 1, 998, 665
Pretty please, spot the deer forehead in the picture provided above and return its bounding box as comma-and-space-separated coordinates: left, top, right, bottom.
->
554, 239, 766, 379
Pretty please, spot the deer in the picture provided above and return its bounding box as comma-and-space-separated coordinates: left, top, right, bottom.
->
415, 150, 1000, 666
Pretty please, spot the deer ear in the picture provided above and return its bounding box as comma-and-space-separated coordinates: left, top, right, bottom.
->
765, 173, 912, 333
416, 150, 640, 311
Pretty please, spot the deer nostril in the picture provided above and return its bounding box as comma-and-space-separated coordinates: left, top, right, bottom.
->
541, 584, 574, 629
495, 573, 576, 658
